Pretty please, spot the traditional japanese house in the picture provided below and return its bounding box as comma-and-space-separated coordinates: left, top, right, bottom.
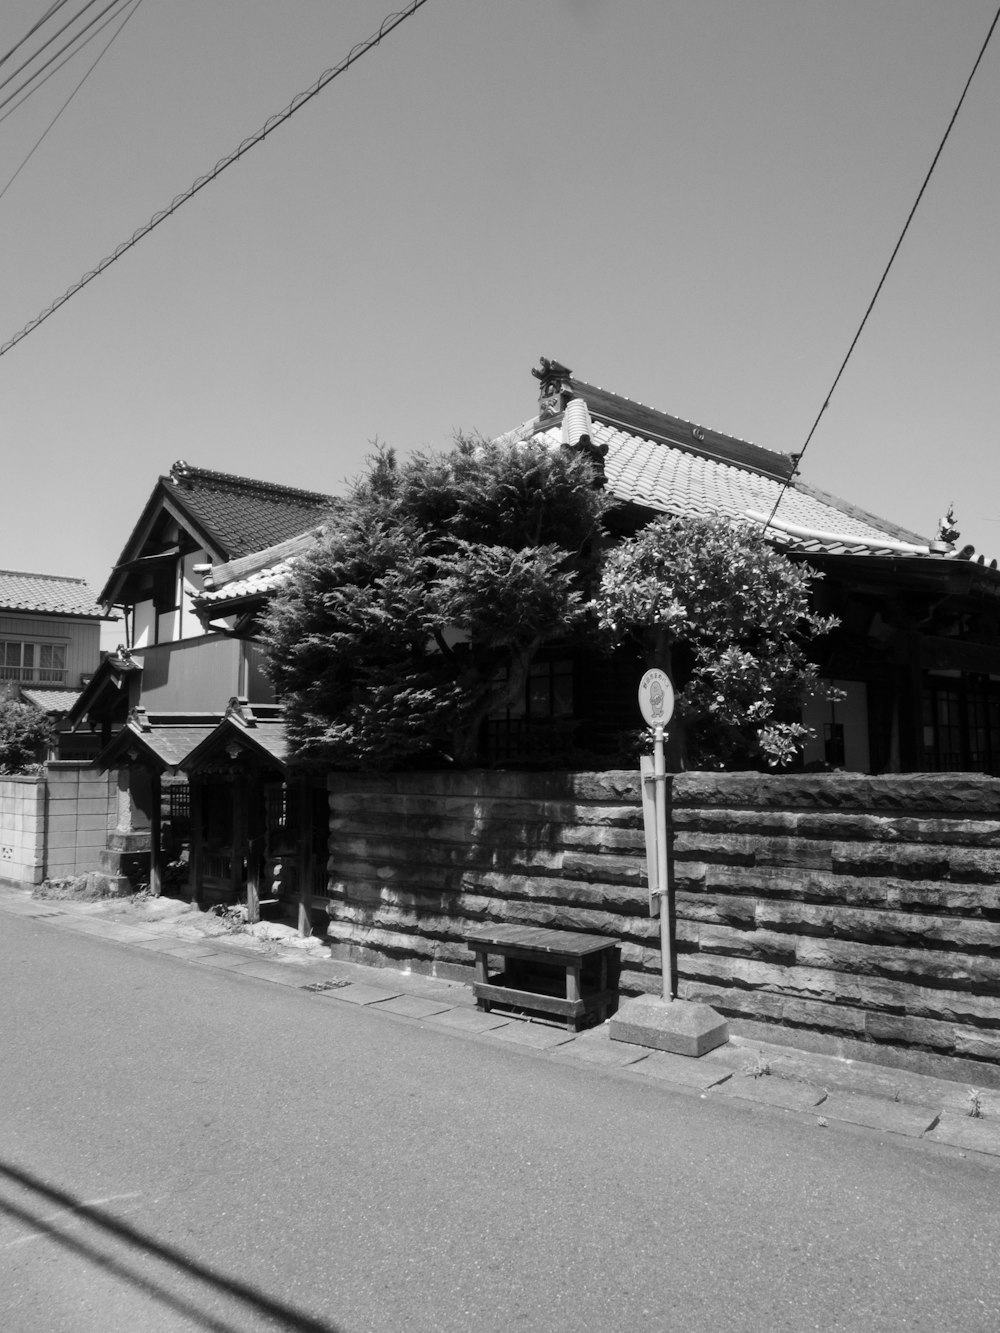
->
70, 462, 335, 907
488, 359, 1000, 775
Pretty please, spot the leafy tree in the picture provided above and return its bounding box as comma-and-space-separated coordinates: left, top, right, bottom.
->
594, 515, 838, 768
261, 435, 610, 768
0, 699, 54, 773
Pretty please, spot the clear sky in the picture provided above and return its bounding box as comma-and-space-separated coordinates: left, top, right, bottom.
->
2, 1, 998, 611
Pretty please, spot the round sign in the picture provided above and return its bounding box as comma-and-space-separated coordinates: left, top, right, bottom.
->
638, 668, 674, 728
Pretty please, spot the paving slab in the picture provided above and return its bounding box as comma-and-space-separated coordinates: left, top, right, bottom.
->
819, 1090, 940, 1138
563, 1030, 651, 1067
633, 1049, 734, 1091
49, 917, 112, 934
924, 1112, 1000, 1157
152, 942, 225, 960
219, 959, 313, 986
132, 935, 206, 952
188, 951, 259, 971
424, 1007, 512, 1034
717, 1071, 827, 1112
323, 982, 404, 1006
370, 994, 453, 1019
490, 1022, 577, 1051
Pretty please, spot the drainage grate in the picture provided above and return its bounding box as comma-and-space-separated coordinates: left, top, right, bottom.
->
300, 979, 352, 993
28, 910, 65, 919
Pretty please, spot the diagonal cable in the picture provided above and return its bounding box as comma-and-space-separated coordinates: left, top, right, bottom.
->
761, 4, 1000, 532
0, 0, 432, 362
0, 0, 142, 203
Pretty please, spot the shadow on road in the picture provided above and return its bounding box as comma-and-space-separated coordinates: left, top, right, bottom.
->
0, 1161, 344, 1333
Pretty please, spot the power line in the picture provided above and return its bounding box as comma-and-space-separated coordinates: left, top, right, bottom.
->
0, 1, 73, 72
761, 4, 1000, 533
0, 0, 432, 363
0, 0, 134, 133
0, 0, 142, 205
0, 0, 127, 116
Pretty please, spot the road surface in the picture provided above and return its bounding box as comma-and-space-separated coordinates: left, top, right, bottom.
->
2, 913, 999, 1331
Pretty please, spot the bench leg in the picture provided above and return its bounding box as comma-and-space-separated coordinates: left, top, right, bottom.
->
474, 949, 491, 1012
566, 963, 582, 1031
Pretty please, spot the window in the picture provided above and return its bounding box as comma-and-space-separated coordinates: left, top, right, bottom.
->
486, 658, 576, 765
0, 640, 67, 683
922, 675, 1000, 776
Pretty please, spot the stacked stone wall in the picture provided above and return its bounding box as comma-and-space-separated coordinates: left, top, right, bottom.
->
325, 769, 1000, 1082
673, 772, 1000, 1080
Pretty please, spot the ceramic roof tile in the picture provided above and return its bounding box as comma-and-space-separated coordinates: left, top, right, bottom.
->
196, 529, 322, 606
19, 687, 81, 713
0, 569, 104, 616
530, 419, 934, 555
165, 462, 336, 559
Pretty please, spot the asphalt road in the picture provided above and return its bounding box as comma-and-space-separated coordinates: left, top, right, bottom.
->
2, 913, 999, 1333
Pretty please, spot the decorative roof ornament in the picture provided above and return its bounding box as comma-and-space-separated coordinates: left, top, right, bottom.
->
532, 357, 573, 418
936, 502, 960, 547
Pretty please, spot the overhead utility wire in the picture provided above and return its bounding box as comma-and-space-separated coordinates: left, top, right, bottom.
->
762, 4, 1000, 533
0, 0, 126, 115
0, 0, 134, 133
0, 0, 142, 204
0, 0, 73, 71
0, 0, 432, 363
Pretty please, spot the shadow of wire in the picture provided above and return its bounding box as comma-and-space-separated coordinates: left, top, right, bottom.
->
1, 1161, 344, 1333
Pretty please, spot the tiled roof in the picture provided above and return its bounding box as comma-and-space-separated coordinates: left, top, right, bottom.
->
166, 461, 336, 559
94, 711, 223, 773
514, 371, 943, 558
19, 687, 81, 713
196, 529, 323, 607
0, 569, 104, 617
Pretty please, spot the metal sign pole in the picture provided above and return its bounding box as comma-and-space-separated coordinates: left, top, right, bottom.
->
653, 723, 673, 1002
611, 666, 729, 1057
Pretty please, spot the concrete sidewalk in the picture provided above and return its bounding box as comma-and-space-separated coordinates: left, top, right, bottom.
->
4, 881, 1000, 1162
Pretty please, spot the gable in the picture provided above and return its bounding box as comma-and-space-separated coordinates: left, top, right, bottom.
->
100, 461, 336, 608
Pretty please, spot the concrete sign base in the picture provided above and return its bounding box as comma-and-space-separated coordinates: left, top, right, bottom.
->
609, 994, 729, 1058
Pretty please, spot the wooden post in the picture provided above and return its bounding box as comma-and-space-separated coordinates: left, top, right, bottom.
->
149, 770, 162, 898
297, 775, 312, 938
239, 772, 260, 924
188, 776, 203, 909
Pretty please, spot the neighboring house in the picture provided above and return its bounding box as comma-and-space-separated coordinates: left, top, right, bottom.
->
488, 358, 1000, 776
69, 461, 336, 912
0, 569, 111, 760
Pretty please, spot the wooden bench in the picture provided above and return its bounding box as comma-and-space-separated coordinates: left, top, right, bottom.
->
465, 924, 619, 1032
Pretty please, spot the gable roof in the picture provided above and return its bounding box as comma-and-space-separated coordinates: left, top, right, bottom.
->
0, 569, 105, 618
511, 363, 942, 560
100, 461, 337, 606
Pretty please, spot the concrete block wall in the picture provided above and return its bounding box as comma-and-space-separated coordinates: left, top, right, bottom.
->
325, 769, 1000, 1084
0, 775, 45, 884
43, 763, 118, 879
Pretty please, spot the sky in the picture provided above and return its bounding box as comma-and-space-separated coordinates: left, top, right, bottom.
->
2, 0, 998, 618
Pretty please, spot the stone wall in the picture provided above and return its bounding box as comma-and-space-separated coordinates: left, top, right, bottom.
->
0, 764, 118, 885
673, 772, 1000, 1083
325, 769, 1000, 1084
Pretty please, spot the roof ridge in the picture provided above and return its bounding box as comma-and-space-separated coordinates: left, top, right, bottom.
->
168, 459, 334, 505
0, 569, 90, 585
568, 378, 787, 461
